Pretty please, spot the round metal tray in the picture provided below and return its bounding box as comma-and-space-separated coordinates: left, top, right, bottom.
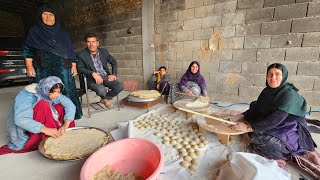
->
125, 94, 162, 103
38, 126, 109, 161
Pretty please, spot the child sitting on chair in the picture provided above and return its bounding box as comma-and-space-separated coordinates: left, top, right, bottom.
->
148, 66, 170, 95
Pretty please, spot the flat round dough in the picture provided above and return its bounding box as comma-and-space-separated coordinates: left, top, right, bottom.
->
130, 90, 160, 98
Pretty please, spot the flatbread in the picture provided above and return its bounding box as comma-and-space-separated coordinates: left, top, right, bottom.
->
130, 90, 161, 99
186, 97, 209, 108
44, 128, 108, 160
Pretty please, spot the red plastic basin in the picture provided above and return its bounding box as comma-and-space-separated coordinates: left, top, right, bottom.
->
80, 138, 163, 180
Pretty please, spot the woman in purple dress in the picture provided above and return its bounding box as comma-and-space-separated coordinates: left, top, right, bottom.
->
168, 61, 208, 103
228, 63, 319, 178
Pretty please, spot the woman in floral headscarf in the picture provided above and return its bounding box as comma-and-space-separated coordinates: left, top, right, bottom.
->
168, 61, 208, 103
0, 76, 76, 155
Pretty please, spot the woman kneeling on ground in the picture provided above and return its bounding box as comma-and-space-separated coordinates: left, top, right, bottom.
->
0, 76, 76, 155
228, 63, 320, 178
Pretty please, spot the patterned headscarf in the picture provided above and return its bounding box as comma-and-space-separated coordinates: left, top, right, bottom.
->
36, 76, 64, 102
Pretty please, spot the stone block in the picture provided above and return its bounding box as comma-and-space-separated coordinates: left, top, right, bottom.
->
242, 62, 267, 74
222, 37, 244, 49
275, 3, 307, 21
296, 0, 313, 3
184, 40, 201, 51
178, 9, 194, 21
297, 62, 320, 76
314, 79, 320, 91
126, 44, 142, 52
210, 72, 226, 82
185, 0, 203, 9
235, 23, 261, 36
169, 42, 184, 52
200, 61, 220, 73
177, 30, 193, 41
136, 60, 143, 68
257, 49, 285, 62
206, 82, 218, 94
286, 47, 320, 62
194, 28, 213, 40
193, 50, 212, 62
219, 61, 241, 72
202, 16, 222, 28
168, 21, 184, 31
215, 1, 237, 15
177, 50, 193, 61
303, 32, 320, 47
163, 32, 177, 42
233, 49, 257, 61
212, 50, 233, 61
245, 8, 274, 24
239, 85, 263, 98
244, 36, 271, 49
222, 12, 246, 26
288, 75, 315, 91
204, 0, 235, 5
237, 0, 264, 10
214, 26, 235, 38
130, 35, 142, 44
261, 20, 292, 35
292, 16, 320, 33
195, 4, 215, 18
300, 91, 320, 106
264, 0, 295, 7
217, 83, 239, 95
308, 2, 320, 17
183, 19, 202, 30
271, 34, 303, 48
254, 74, 266, 87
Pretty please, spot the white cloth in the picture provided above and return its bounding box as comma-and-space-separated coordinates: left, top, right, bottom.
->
216, 152, 291, 180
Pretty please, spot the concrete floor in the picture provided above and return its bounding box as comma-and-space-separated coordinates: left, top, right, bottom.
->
0, 84, 319, 180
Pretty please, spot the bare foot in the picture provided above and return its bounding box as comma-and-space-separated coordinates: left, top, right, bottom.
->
100, 99, 113, 108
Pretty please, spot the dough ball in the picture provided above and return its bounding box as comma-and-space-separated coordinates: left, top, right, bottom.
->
163, 136, 170, 141
196, 132, 203, 136
163, 140, 169, 145
183, 137, 190, 141
154, 132, 161, 137
180, 161, 190, 168
198, 143, 205, 148
168, 129, 174, 133
184, 155, 192, 162
191, 159, 199, 165
182, 141, 189, 145
173, 144, 182, 149
187, 148, 195, 153
199, 136, 206, 140
170, 140, 177, 145
202, 140, 209, 144
176, 138, 183, 142
184, 144, 191, 149
192, 144, 199, 149
187, 134, 193, 139
195, 151, 203, 156
178, 148, 186, 153
189, 165, 198, 172
189, 152, 197, 159
171, 136, 178, 140
190, 141, 197, 145
180, 151, 188, 157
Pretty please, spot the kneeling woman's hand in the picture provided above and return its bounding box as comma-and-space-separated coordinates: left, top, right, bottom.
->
40, 127, 61, 138
230, 122, 252, 132
58, 121, 72, 135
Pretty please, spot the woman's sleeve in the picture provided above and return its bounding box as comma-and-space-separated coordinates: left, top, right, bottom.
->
250, 109, 289, 133
71, 57, 78, 63
56, 94, 76, 121
199, 76, 208, 95
179, 74, 188, 92
14, 91, 45, 133
22, 45, 36, 59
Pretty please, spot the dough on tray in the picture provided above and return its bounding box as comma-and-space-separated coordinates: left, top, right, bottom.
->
130, 90, 161, 99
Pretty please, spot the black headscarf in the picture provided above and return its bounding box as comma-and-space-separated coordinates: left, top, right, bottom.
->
252, 63, 307, 118
24, 6, 76, 59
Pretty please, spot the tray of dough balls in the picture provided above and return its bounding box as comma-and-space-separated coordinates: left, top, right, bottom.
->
127, 105, 246, 179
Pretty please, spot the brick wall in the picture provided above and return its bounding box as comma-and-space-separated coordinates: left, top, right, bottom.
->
55, 0, 143, 88
0, 11, 24, 37
154, 0, 320, 106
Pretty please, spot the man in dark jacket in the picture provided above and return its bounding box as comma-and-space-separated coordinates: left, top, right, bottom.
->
77, 33, 123, 108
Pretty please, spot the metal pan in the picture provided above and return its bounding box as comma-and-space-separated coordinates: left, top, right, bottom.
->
38, 126, 109, 161
125, 94, 162, 103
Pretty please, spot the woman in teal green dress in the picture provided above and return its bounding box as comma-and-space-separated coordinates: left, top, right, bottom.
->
23, 6, 82, 119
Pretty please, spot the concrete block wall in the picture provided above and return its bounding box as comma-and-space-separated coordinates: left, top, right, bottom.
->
154, 0, 320, 105
54, 0, 144, 89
